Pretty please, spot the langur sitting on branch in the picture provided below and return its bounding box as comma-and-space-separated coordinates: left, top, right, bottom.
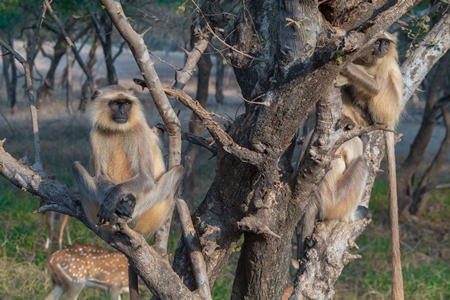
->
72, 85, 184, 238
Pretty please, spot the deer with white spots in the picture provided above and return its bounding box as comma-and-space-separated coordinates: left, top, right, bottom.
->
45, 244, 145, 300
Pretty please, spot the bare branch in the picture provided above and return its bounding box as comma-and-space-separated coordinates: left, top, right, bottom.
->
176, 199, 212, 300
0, 40, 25, 64
429, 182, 450, 191
155, 123, 218, 156
0, 1, 46, 173
112, 41, 127, 62
43, 0, 74, 47
165, 88, 264, 166
174, 38, 210, 90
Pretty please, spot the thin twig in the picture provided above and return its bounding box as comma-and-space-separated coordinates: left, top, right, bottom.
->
238, 93, 268, 106
191, 0, 258, 61
165, 88, 264, 167
43, 0, 74, 47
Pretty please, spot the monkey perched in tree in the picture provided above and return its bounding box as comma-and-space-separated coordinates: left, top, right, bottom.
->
72, 85, 184, 238
335, 32, 403, 128
298, 136, 369, 255
334, 32, 405, 300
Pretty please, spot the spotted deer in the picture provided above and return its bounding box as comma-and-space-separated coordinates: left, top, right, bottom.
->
45, 244, 146, 300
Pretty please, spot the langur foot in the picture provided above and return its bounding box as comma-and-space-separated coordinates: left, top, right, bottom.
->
355, 205, 371, 220
97, 194, 135, 229
97, 192, 120, 226
115, 194, 136, 220
336, 115, 355, 130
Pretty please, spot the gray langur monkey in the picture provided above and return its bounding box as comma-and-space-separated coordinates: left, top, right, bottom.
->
298, 136, 369, 255
72, 85, 184, 238
335, 32, 404, 300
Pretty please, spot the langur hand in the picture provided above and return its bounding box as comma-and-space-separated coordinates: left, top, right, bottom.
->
334, 74, 349, 87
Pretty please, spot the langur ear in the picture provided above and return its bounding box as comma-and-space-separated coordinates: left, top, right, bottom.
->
91, 90, 102, 102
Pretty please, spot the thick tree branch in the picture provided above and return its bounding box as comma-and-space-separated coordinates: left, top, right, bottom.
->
402, 12, 450, 103
0, 139, 79, 216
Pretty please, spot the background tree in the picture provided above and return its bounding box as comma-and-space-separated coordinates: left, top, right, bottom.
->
1, 0, 450, 299
0, 0, 26, 113
397, 6, 450, 217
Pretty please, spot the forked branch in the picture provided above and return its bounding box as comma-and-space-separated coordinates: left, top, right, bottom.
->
165, 88, 265, 166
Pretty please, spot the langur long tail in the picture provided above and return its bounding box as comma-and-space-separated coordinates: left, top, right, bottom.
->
385, 131, 404, 300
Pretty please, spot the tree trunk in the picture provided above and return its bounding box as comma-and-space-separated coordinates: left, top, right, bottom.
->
65, 46, 73, 114
79, 35, 99, 111
215, 54, 225, 103
36, 36, 66, 108
397, 51, 450, 215
8, 34, 17, 114
25, 31, 42, 81
104, 19, 117, 85
409, 104, 450, 215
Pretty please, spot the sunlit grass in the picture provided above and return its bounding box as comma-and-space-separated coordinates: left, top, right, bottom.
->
336, 179, 450, 300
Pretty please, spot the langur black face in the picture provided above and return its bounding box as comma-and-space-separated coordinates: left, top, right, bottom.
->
109, 100, 132, 124
373, 38, 391, 58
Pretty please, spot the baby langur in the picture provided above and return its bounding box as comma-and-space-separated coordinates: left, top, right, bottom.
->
298, 136, 369, 255
335, 32, 404, 300
72, 85, 184, 238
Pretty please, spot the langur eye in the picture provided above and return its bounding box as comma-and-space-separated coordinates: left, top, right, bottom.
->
123, 101, 132, 109
110, 101, 119, 109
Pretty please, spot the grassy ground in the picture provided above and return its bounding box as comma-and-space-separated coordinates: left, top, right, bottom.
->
1, 102, 449, 299
336, 179, 450, 299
